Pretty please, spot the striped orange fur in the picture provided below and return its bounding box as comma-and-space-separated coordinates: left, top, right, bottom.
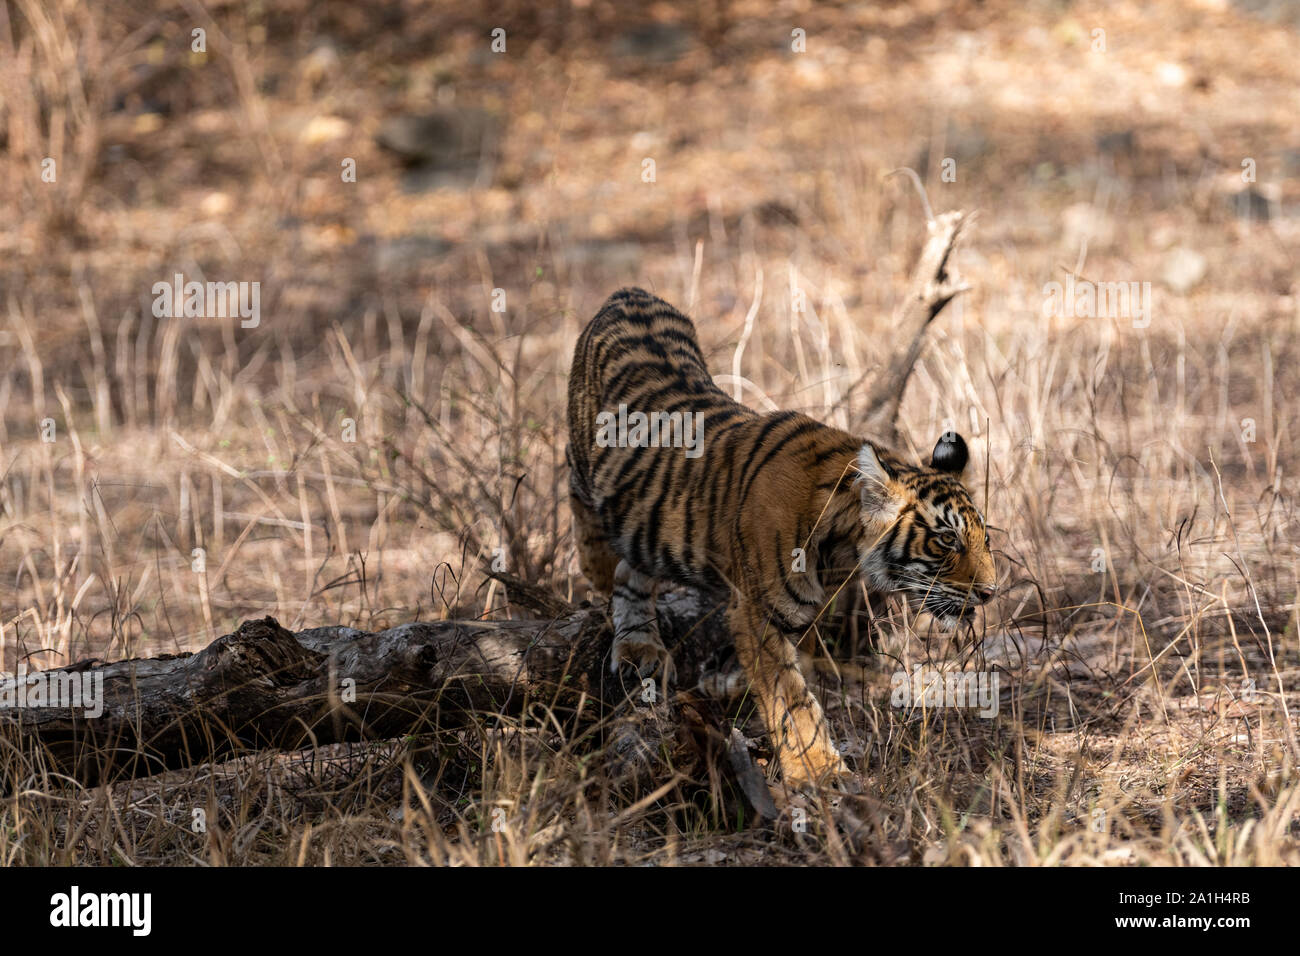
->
567, 287, 996, 787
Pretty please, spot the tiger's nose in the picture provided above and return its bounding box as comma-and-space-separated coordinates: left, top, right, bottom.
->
971, 583, 997, 604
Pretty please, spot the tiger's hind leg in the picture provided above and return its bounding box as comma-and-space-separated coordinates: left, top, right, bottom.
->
611, 560, 673, 686
570, 488, 618, 596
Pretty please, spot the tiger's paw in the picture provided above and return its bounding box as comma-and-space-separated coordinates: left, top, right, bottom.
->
779, 748, 858, 794
610, 631, 674, 684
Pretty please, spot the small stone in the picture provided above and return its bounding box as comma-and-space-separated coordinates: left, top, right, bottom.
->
1095, 129, 1135, 156
302, 43, 340, 86
1061, 202, 1115, 250
1225, 186, 1274, 222
611, 23, 691, 63
1161, 247, 1207, 294
376, 108, 501, 190
300, 115, 349, 145
200, 192, 231, 216
1155, 61, 1187, 87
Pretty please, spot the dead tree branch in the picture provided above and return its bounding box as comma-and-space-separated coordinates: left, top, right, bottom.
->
860, 209, 973, 446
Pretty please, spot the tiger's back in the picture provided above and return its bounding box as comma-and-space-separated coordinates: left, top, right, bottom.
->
570, 287, 757, 593
567, 287, 733, 520
568, 287, 862, 593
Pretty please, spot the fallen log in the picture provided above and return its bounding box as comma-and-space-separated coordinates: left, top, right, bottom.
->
0, 584, 733, 790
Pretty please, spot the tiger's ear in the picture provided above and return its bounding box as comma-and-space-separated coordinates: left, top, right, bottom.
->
857, 442, 901, 515
931, 431, 968, 474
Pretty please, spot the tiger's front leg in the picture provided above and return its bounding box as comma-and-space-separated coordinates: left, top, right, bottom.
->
610, 560, 673, 688
728, 595, 850, 788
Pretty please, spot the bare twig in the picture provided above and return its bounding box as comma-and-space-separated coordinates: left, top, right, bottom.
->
860, 210, 973, 446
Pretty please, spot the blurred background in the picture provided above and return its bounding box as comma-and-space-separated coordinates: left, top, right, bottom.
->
0, 0, 1297, 864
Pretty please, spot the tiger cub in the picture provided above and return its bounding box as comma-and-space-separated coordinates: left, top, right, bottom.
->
566, 287, 996, 787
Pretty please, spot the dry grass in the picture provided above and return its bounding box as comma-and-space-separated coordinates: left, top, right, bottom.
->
1, 0, 1297, 865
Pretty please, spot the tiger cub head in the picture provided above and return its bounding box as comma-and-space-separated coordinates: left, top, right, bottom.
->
855, 432, 996, 628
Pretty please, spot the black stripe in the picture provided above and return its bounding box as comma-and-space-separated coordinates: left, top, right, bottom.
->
737, 416, 820, 506
810, 441, 858, 468
604, 359, 654, 397
782, 578, 817, 607
731, 412, 801, 500
766, 605, 801, 634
